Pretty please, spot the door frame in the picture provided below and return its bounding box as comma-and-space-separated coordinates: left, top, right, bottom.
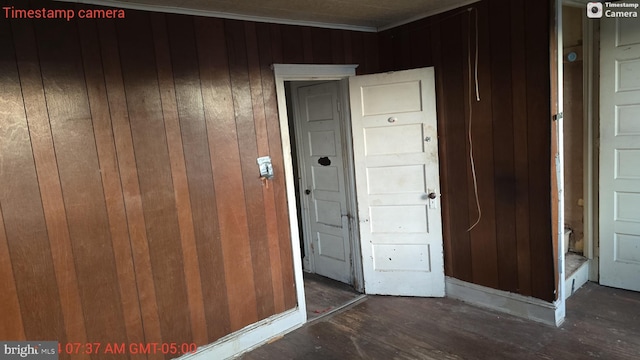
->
550, 0, 566, 316
272, 64, 365, 307
562, 0, 599, 282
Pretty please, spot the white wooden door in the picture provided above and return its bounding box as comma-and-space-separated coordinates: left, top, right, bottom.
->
349, 67, 445, 296
294, 82, 352, 284
599, 16, 640, 292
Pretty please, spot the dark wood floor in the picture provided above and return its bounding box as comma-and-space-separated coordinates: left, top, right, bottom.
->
303, 273, 363, 321
241, 282, 640, 359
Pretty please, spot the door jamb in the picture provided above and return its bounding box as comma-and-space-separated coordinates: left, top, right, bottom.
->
551, 0, 566, 321
562, 0, 599, 281
339, 77, 364, 292
582, 5, 599, 282
272, 65, 364, 316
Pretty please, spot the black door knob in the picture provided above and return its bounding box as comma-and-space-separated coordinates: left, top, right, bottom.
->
305, 189, 311, 195
428, 192, 437, 199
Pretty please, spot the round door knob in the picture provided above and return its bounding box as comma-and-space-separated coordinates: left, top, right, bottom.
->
428, 192, 437, 199
305, 189, 311, 195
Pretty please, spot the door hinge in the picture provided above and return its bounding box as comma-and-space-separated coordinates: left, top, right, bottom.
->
337, 101, 341, 113
553, 112, 563, 121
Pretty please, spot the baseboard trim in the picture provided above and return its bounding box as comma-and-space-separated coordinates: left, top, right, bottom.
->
445, 277, 565, 327
178, 308, 305, 360
565, 259, 590, 300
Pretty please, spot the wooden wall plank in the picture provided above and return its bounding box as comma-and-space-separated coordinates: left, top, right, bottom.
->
0, 206, 25, 340
489, 0, 518, 292
437, 12, 473, 282
302, 27, 314, 63
311, 27, 332, 64
330, 29, 345, 64
117, 10, 193, 343
465, 2, 499, 289
269, 24, 284, 64
194, 17, 259, 330
10, 18, 79, 346
411, 19, 433, 68
281, 25, 304, 63
152, 13, 210, 345
377, 29, 395, 72
247, 21, 286, 314
524, 0, 554, 302
510, 0, 533, 297
97, 18, 164, 353
0, 20, 28, 341
343, 31, 353, 64
34, 8, 129, 347
256, 23, 296, 310
77, 17, 146, 353
363, 32, 379, 74
248, 23, 274, 160
350, 32, 365, 74
398, 26, 412, 70
429, 20, 454, 276
255, 22, 287, 313
226, 20, 276, 320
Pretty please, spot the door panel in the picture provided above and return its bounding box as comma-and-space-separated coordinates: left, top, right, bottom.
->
349, 67, 445, 296
293, 81, 352, 284
600, 16, 640, 292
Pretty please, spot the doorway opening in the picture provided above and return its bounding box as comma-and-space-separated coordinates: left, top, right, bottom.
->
284, 79, 365, 321
561, 3, 595, 299
274, 64, 445, 324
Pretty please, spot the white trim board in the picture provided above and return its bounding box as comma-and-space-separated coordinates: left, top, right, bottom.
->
272, 64, 358, 79
553, 0, 567, 328
446, 277, 565, 327
562, 0, 589, 6
582, 6, 599, 283
177, 309, 304, 360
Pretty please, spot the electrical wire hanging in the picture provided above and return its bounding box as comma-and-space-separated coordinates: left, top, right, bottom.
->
467, 7, 481, 232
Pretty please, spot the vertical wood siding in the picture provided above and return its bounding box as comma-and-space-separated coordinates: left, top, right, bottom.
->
379, 0, 556, 302
0, 3, 379, 356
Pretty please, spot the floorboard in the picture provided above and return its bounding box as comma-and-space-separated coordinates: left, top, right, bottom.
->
303, 273, 361, 321
241, 282, 640, 359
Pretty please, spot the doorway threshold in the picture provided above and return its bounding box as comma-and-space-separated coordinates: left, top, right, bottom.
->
303, 273, 366, 323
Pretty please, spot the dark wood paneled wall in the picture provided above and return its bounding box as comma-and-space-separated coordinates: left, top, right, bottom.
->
0, 3, 378, 356
379, 0, 556, 302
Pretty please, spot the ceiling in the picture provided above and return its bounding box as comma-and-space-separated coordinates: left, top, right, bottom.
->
78, 0, 479, 31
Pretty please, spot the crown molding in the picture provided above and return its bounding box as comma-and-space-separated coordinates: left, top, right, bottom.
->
58, 0, 378, 32
377, 0, 481, 31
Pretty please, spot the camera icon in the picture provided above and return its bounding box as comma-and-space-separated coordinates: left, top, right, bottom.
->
587, 2, 603, 18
